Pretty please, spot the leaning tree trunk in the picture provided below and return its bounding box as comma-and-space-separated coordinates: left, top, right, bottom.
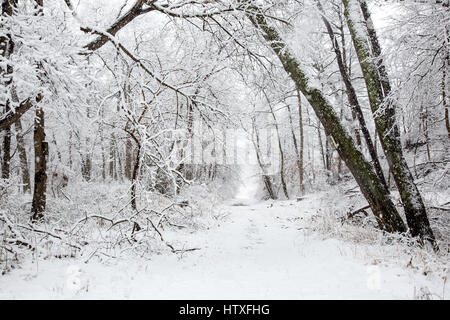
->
343, 0, 436, 246
246, 8, 406, 233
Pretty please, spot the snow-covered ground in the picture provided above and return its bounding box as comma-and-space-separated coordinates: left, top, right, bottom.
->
1, 193, 448, 299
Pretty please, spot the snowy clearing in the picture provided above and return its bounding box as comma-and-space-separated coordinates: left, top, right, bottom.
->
1, 193, 447, 300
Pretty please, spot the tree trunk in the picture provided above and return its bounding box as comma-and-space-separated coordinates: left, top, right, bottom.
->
287, 101, 304, 195
116, 140, 123, 182
252, 120, 277, 200
297, 90, 305, 193
31, 0, 47, 222
81, 137, 91, 181
109, 134, 115, 179
131, 142, 141, 211
125, 138, 133, 180
1, 122, 11, 181
443, 43, 450, 138
15, 119, 31, 192
31, 107, 48, 221
68, 130, 73, 170
344, 0, 436, 246
325, 135, 331, 172
100, 133, 106, 180
317, 122, 326, 170
0, 0, 16, 183
264, 90, 289, 199
247, 9, 406, 233
52, 132, 62, 162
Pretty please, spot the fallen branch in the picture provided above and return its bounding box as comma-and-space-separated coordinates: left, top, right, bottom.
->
347, 205, 370, 219
146, 218, 200, 254
16, 223, 83, 251
430, 206, 450, 212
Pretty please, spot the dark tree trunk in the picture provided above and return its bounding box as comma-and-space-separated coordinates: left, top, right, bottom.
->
325, 135, 331, 172
31, 0, 47, 222
0, 0, 16, 182
443, 40, 450, 138
1, 122, 11, 181
81, 137, 92, 181
31, 107, 48, 221
116, 141, 123, 181
125, 138, 133, 180
131, 143, 141, 211
109, 134, 116, 179
100, 134, 106, 180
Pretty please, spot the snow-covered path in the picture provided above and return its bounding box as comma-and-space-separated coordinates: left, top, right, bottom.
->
0, 198, 447, 299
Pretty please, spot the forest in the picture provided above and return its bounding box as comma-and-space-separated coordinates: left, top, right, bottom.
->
0, 0, 449, 299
